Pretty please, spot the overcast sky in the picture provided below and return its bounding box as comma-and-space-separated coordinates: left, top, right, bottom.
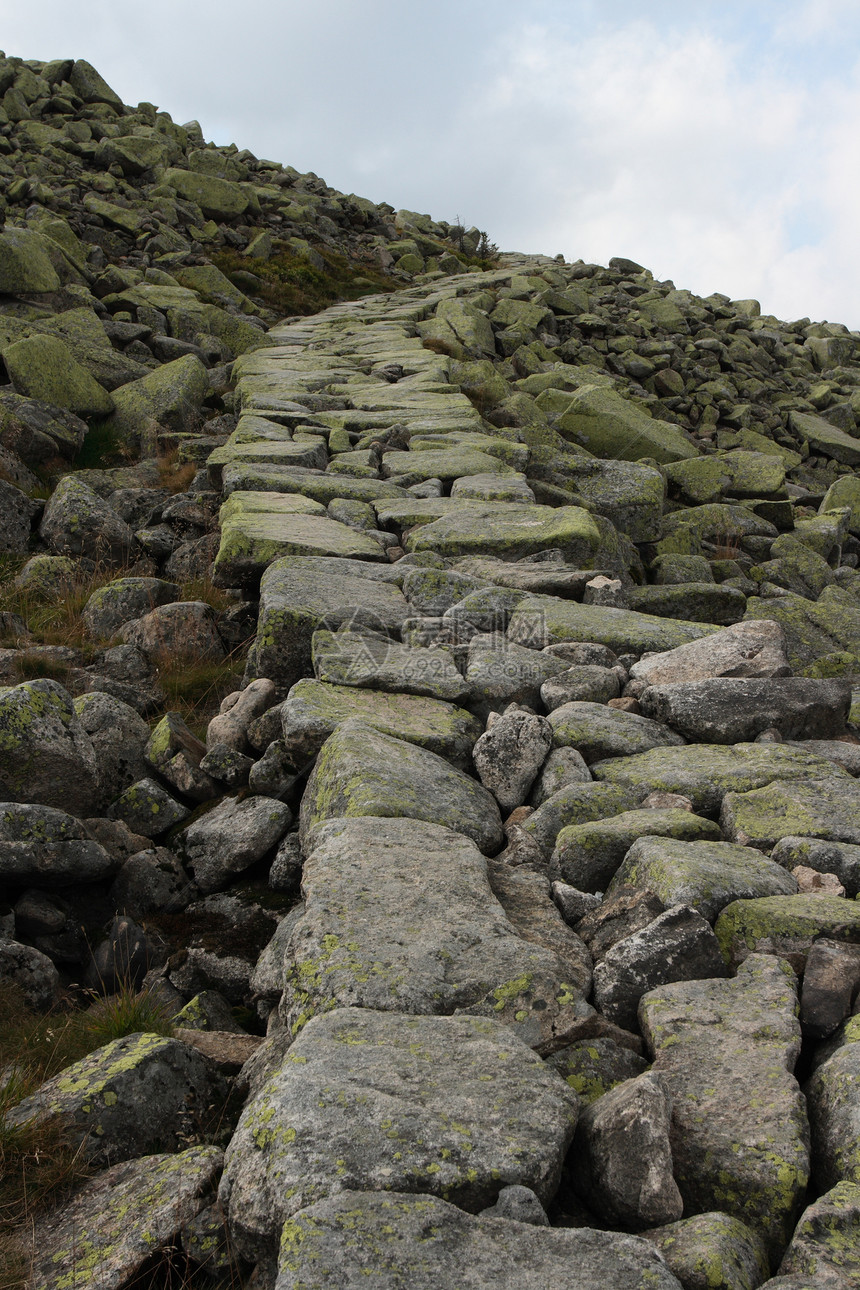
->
4, 0, 860, 327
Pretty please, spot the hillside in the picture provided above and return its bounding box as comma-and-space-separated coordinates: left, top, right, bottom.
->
2, 52, 860, 1290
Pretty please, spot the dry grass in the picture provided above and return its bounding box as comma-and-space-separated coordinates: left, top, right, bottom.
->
153, 651, 246, 740
157, 450, 198, 496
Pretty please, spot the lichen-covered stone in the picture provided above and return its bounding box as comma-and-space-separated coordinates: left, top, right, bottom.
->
299, 720, 504, 854
644, 1212, 770, 1290
716, 894, 860, 971
4, 1033, 224, 1166
0, 678, 101, 815
591, 743, 849, 815
273, 1190, 684, 1289
509, 596, 716, 654
608, 836, 797, 922
777, 1181, 860, 1285
639, 955, 809, 1261
26, 1147, 222, 1290
553, 808, 721, 892
279, 816, 588, 1048
221, 1008, 579, 1264
548, 701, 686, 763
721, 777, 860, 850
282, 677, 481, 769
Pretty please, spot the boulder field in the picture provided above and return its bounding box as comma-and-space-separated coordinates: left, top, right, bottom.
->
3, 49, 860, 1290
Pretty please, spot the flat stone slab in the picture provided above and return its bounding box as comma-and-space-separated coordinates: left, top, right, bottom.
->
282, 678, 481, 769
221, 461, 408, 504
220, 1008, 579, 1264
247, 557, 410, 695
274, 1190, 685, 1289
27, 1147, 223, 1290
640, 954, 809, 1261
715, 894, 860, 970
300, 720, 504, 854
312, 628, 471, 704
279, 816, 589, 1049
607, 836, 797, 922
207, 436, 329, 484
789, 409, 860, 465
508, 597, 716, 655
591, 743, 850, 815
405, 504, 605, 565
555, 383, 698, 464
213, 491, 385, 585
548, 702, 685, 763
721, 777, 860, 849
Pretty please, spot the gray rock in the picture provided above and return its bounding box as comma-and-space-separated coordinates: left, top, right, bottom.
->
73, 690, 151, 809
273, 1190, 684, 1289
540, 664, 622, 711
479, 1184, 549, 1226
553, 807, 722, 892
178, 794, 292, 893
806, 1044, 860, 1191
571, 1072, 683, 1228
628, 619, 790, 688
608, 836, 797, 922
473, 709, 553, 814
280, 816, 587, 1049
644, 1213, 770, 1290
639, 677, 851, 744
312, 627, 472, 704
592, 904, 730, 1031
0, 477, 37, 553
121, 599, 225, 663
640, 955, 808, 1261
107, 777, 191, 837
721, 776, 860, 849
547, 1037, 648, 1105
300, 720, 504, 855
269, 832, 303, 889
26, 1146, 224, 1290
529, 746, 592, 806
0, 937, 61, 1010
800, 939, 860, 1041
39, 474, 137, 565
591, 742, 849, 815
5, 1032, 225, 1166
519, 781, 641, 855
772, 836, 860, 897
777, 1181, 860, 1286
281, 677, 481, 770
198, 742, 254, 788
81, 576, 180, 639
110, 847, 196, 918
247, 556, 410, 696
220, 1008, 579, 1264
206, 677, 277, 751
466, 632, 570, 711
548, 701, 686, 763
0, 678, 101, 815
0, 801, 115, 885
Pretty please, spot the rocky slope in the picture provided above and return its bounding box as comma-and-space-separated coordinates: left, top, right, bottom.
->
3, 51, 860, 1290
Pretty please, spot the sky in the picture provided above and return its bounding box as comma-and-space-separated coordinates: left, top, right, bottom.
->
4, 0, 860, 327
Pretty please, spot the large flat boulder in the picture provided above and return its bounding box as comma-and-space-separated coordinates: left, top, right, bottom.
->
555, 383, 698, 463
274, 1190, 684, 1289
640, 677, 851, 744
508, 597, 716, 655
221, 1008, 579, 1264
281, 678, 481, 769
299, 721, 504, 854
279, 816, 589, 1049
591, 743, 850, 815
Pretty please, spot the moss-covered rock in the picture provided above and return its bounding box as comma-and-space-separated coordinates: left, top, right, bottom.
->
591, 742, 849, 815
299, 720, 503, 854
553, 808, 722, 892
0, 677, 101, 815
281, 677, 481, 769
715, 894, 860, 970
103, 353, 210, 449
644, 1212, 770, 1290
2, 333, 114, 416
722, 777, 860, 850
608, 835, 797, 922
508, 596, 717, 654
555, 383, 698, 463
548, 701, 685, 763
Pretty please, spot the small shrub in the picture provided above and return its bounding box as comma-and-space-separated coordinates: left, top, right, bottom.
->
212, 241, 397, 317
157, 449, 198, 495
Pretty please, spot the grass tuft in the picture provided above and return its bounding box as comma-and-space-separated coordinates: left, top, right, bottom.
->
212, 241, 397, 317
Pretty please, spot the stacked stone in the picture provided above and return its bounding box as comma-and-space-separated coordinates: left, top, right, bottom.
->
4, 54, 860, 1290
